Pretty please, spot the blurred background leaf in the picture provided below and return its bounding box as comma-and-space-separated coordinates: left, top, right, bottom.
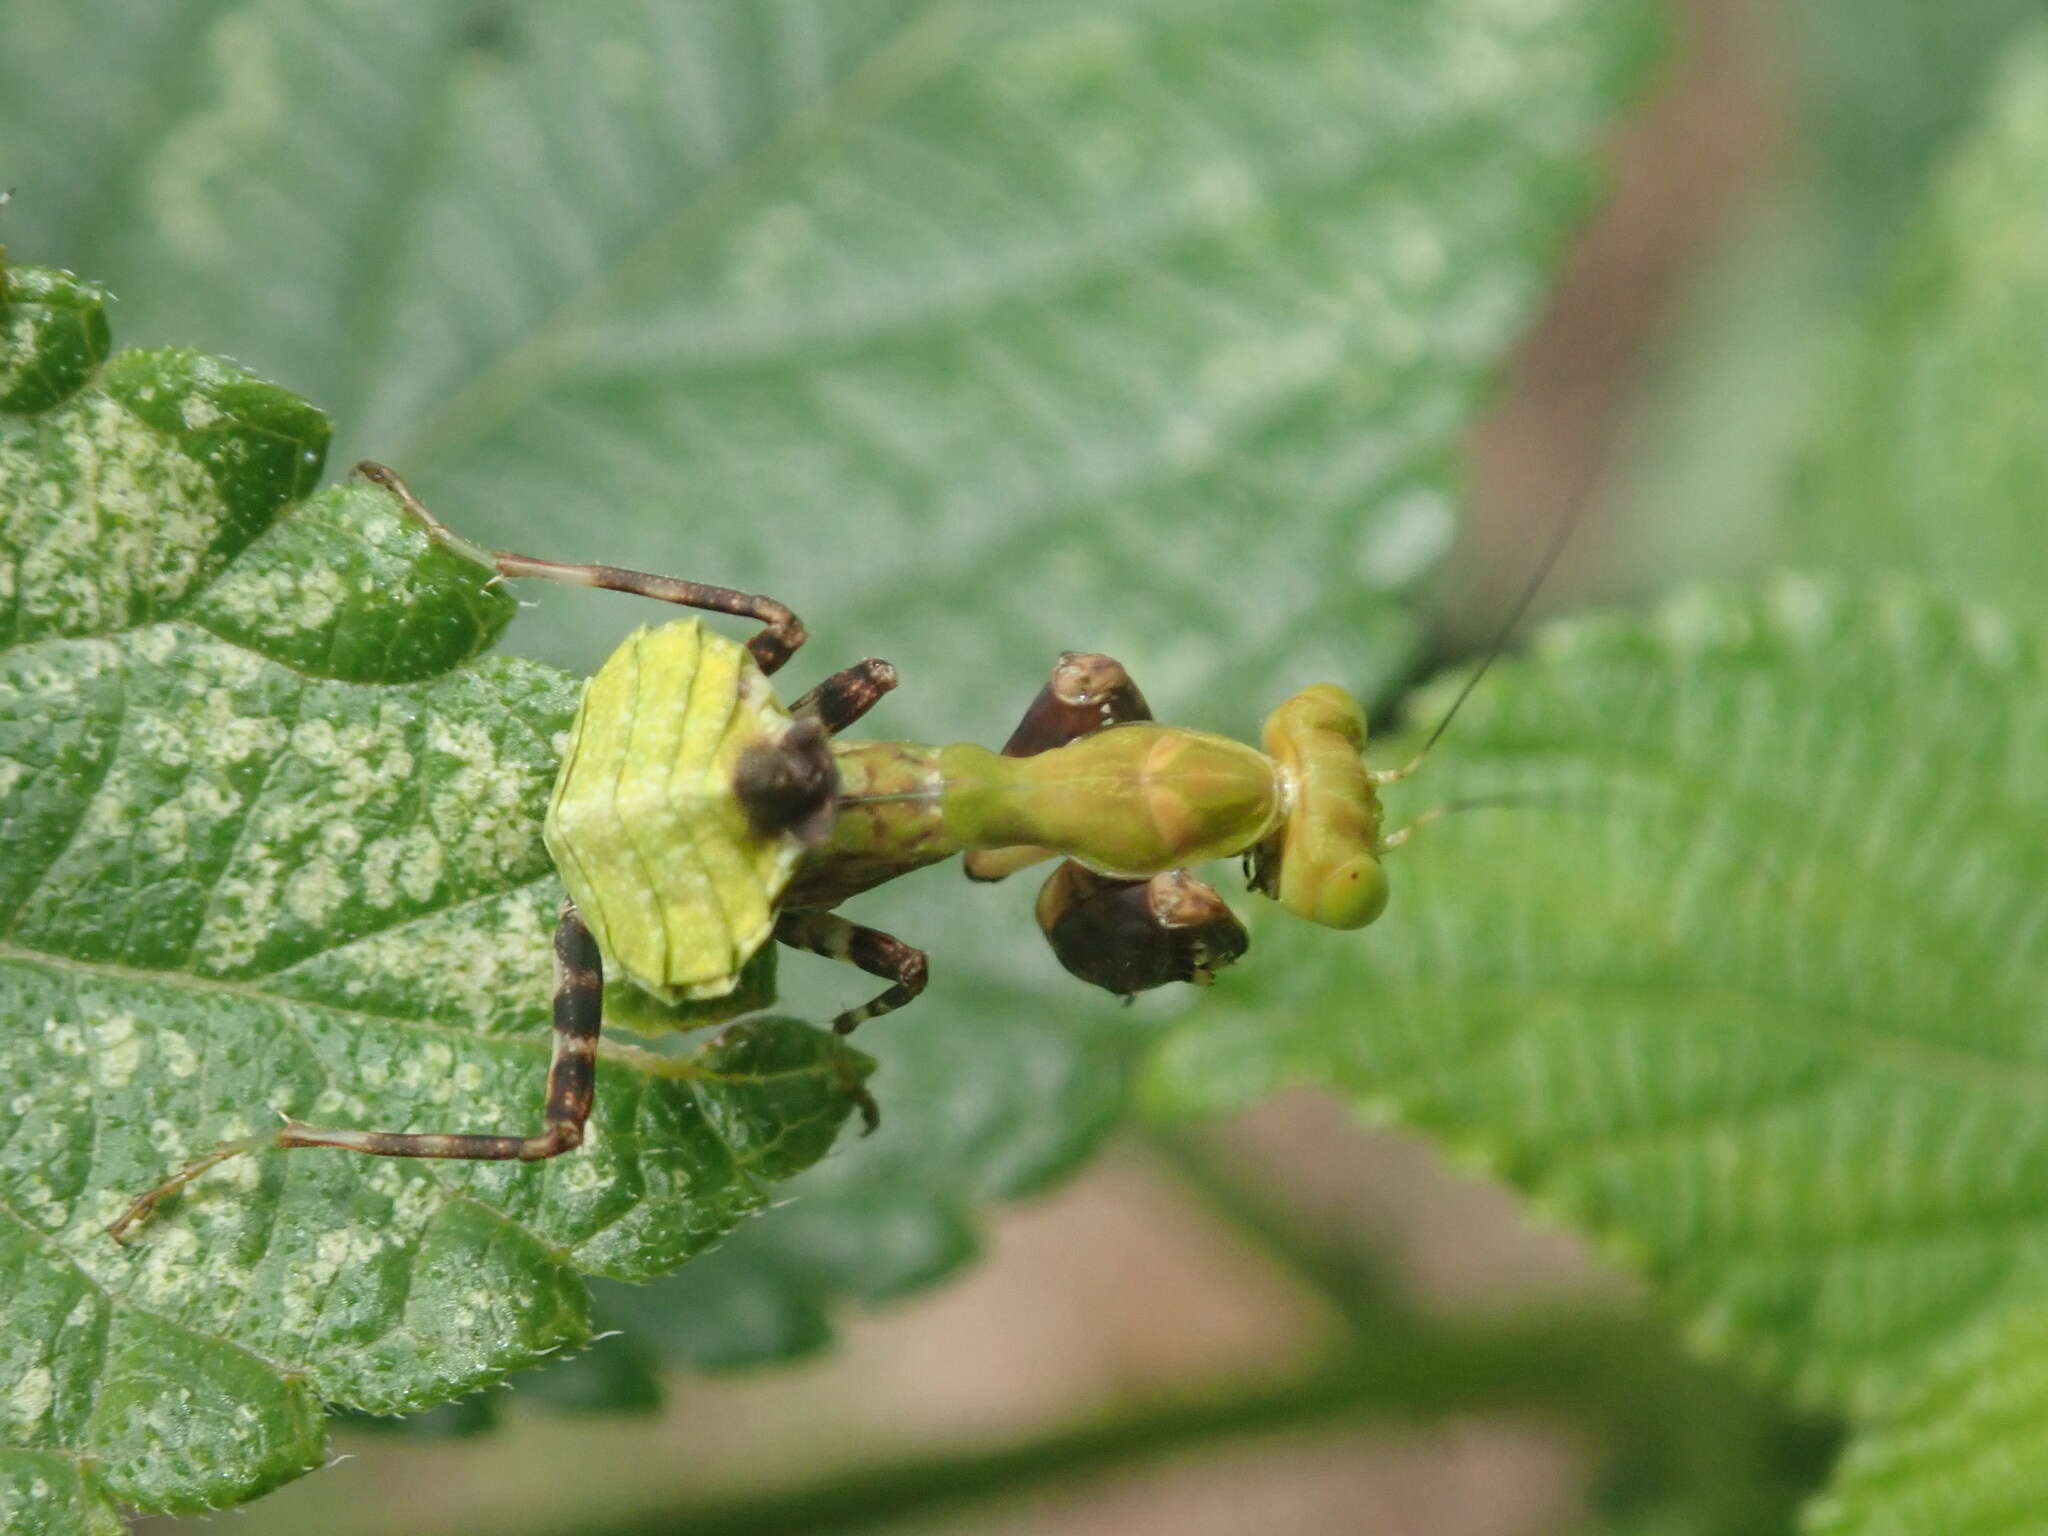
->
1606, 0, 2045, 596
1787, 27, 2048, 617
1148, 579, 2048, 1536
1789, 0, 2041, 248
5, 0, 1652, 700
1805, 1296, 2048, 1535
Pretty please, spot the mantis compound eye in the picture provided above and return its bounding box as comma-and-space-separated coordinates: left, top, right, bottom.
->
1034, 863, 1250, 996
1295, 849, 1388, 929
1256, 684, 1389, 930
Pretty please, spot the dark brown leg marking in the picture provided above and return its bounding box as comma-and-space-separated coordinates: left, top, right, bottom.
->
791, 659, 899, 735
998, 651, 1152, 757
109, 904, 607, 1240
280, 902, 604, 1161
355, 461, 807, 674
1035, 864, 1250, 996
774, 910, 928, 1034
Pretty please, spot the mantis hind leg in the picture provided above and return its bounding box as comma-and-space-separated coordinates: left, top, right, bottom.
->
774, 911, 928, 1037
354, 461, 806, 675
773, 910, 922, 1132
109, 904, 607, 1240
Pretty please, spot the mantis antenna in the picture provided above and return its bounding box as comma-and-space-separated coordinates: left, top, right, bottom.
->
1374, 489, 1594, 786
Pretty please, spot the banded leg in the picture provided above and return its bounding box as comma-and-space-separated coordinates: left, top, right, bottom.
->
774, 910, 928, 1035
791, 658, 899, 735
355, 461, 806, 674
110, 905, 606, 1240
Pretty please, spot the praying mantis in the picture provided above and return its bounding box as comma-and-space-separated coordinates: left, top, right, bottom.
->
110, 462, 1569, 1237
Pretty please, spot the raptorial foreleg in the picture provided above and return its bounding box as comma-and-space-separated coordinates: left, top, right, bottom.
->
957, 653, 1251, 995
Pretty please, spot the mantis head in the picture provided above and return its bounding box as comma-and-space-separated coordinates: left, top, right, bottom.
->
1250, 684, 1389, 930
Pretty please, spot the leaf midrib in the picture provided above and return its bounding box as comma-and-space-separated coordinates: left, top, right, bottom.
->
559, 109, 1524, 380
0, 943, 850, 1100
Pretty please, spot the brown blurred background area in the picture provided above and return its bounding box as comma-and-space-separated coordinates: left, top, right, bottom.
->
145, 2, 1806, 1531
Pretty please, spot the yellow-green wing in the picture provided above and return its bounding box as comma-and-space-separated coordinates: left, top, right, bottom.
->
544, 620, 807, 1003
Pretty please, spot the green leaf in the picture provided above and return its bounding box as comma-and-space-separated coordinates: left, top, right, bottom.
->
1145, 580, 2048, 1535
0, 277, 869, 1525
1805, 1298, 2048, 1536
1790, 26, 2048, 620
1620, 22, 2048, 610
7, 0, 1655, 697
0, 265, 112, 417
590, 1151, 987, 1373
3, 0, 1654, 1411
1789, 0, 2041, 242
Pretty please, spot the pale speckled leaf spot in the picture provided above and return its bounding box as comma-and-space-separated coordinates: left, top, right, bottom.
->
0, 259, 872, 1528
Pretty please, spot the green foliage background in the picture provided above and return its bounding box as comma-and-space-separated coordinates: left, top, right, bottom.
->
2, 1, 2046, 1534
